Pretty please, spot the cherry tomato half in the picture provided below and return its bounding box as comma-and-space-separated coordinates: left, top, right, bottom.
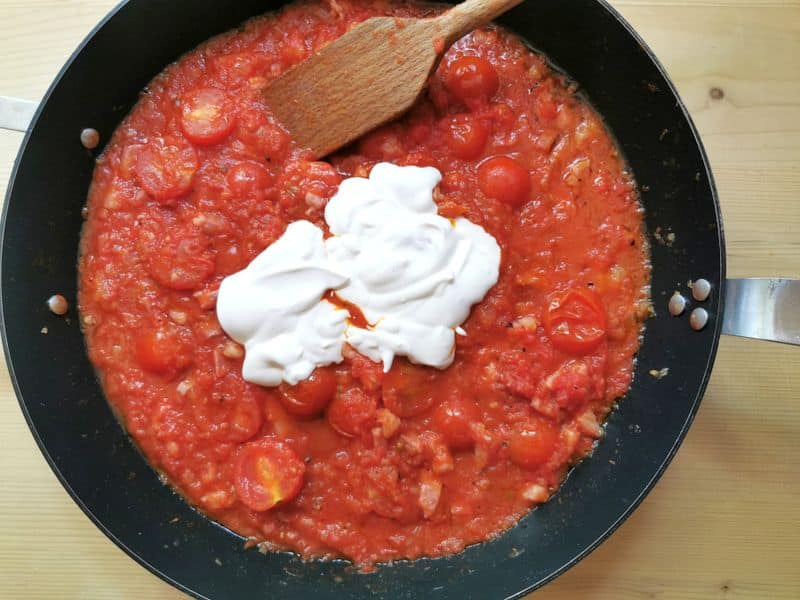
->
135, 137, 198, 203
381, 360, 438, 418
544, 289, 607, 355
279, 368, 337, 419
180, 88, 236, 145
433, 396, 481, 450
509, 419, 559, 470
444, 114, 489, 160
234, 439, 305, 512
478, 156, 530, 206
327, 388, 377, 437
446, 56, 500, 102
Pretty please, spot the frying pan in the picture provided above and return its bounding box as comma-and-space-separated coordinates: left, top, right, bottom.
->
1, 1, 798, 598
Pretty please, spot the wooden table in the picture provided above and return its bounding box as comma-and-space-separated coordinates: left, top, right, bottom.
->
1, 1, 798, 598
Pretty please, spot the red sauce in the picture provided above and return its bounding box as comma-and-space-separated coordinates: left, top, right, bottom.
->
322, 290, 370, 329
79, 0, 650, 567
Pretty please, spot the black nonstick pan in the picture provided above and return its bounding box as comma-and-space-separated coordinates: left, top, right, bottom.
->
1, 1, 798, 598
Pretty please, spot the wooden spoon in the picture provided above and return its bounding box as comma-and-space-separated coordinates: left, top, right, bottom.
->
263, 0, 524, 159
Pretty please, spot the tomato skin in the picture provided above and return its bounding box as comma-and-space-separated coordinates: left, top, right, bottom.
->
234, 439, 305, 512
381, 360, 437, 418
446, 56, 499, 102
544, 289, 607, 355
279, 368, 337, 419
433, 397, 481, 450
135, 325, 192, 376
508, 419, 559, 470
180, 88, 236, 145
444, 114, 489, 160
134, 137, 198, 203
478, 156, 530, 206
327, 388, 377, 437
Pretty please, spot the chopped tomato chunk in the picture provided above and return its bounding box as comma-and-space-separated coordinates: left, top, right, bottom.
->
135, 325, 192, 376
545, 289, 607, 355
146, 226, 215, 291
444, 114, 489, 160
381, 360, 437, 418
134, 137, 198, 203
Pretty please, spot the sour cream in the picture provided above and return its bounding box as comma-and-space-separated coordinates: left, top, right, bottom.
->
217, 163, 501, 387
216, 221, 348, 386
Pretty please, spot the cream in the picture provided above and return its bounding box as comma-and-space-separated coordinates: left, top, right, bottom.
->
325, 162, 501, 370
217, 163, 501, 387
216, 221, 348, 386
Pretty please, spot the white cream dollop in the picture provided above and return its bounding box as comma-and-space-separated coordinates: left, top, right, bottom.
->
216, 221, 348, 386
217, 163, 501, 387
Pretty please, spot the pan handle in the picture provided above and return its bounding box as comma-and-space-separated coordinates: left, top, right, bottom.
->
723, 278, 800, 346
0, 96, 36, 132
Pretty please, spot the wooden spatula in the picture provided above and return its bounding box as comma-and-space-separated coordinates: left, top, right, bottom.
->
263, 0, 524, 159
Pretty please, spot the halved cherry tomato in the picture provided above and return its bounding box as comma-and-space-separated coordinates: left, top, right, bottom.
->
135, 137, 198, 203
135, 324, 192, 376
233, 439, 305, 512
544, 289, 607, 355
180, 88, 236, 145
444, 114, 489, 160
446, 56, 499, 102
226, 160, 273, 199
327, 388, 376, 437
279, 368, 337, 419
147, 226, 215, 291
381, 360, 437, 418
508, 419, 559, 470
478, 156, 530, 206
433, 396, 481, 450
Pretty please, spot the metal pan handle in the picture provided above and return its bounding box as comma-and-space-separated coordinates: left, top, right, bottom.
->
723, 279, 800, 346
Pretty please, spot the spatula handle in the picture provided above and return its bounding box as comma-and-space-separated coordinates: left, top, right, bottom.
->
438, 0, 525, 44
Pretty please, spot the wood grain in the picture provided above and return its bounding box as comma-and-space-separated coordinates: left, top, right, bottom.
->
1, 0, 798, 598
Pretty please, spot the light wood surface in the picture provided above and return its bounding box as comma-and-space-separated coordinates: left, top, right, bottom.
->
1, 0, 798, 598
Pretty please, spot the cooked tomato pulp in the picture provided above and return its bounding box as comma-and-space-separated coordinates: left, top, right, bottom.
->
79, 0, 650, 566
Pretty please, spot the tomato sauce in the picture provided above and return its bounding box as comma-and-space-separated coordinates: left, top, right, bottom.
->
78, 0, 650, 567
